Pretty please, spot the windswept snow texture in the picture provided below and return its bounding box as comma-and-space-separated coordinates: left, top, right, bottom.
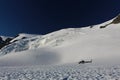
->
0, 64, 120, 80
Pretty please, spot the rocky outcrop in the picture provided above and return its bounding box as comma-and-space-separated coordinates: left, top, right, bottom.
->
111, 14, 120, 24
0, 37, 13, 49
100, 14, 120, 29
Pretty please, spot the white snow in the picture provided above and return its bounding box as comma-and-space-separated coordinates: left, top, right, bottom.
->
10, 33, 38, 43
0, 64, 120, 80
0, 15, 119, 80
0, 16, 119, 66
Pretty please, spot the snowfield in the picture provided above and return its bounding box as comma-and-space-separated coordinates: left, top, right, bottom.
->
0, 15, 120, 65
0, 64, 120, 80
0, 15, 120, 79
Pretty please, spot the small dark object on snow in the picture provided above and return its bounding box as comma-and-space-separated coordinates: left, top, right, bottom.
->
78, 59, 92, 64
63, 77, 68, 80
100, 26, 106, 28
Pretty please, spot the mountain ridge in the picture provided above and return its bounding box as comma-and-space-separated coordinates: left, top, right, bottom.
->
0, 14, 120, 66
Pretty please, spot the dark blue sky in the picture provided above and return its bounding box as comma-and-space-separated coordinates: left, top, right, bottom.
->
0, 0, 120, 36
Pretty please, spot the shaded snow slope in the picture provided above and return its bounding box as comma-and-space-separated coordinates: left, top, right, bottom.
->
0, 15, 120, 66
0, 48, 61, 66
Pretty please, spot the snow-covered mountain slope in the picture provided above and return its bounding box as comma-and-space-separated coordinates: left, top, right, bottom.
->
0, 15, 120, 66
0, 28, 86, 55
10, 33, 38, 43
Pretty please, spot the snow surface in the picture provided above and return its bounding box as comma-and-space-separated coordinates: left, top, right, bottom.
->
0, 64, 120, 80
0, 15, 119, 80
0, 17, 120, 66
10, 33, 38, 43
